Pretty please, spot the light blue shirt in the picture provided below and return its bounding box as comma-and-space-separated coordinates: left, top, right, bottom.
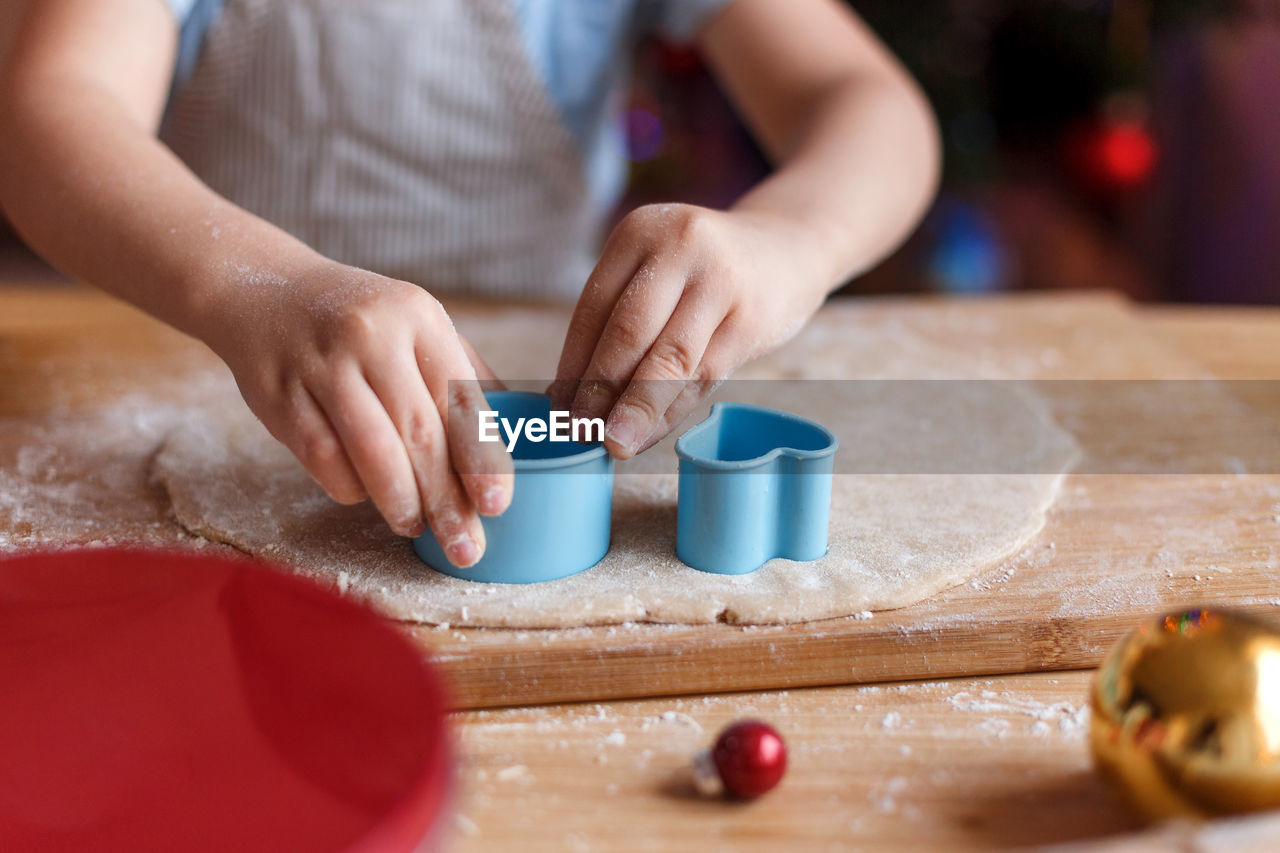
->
162, 0, 732, 210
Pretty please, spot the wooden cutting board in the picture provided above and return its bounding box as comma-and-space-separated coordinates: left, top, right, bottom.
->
3, 287, 1278, 708
417, 293, 1280, 707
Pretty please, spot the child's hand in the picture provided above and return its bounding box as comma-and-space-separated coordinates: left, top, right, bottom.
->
551, 203, 829, 458
205, 261, 514, 567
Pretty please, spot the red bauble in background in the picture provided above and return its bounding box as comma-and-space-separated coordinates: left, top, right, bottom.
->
1094, 121, 1158, 188
1066, 112, 1159, 197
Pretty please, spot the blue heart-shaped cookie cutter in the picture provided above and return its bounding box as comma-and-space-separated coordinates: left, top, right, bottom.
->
675, 402, 839, 575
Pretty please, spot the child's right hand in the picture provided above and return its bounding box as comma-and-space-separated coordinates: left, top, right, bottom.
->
202, 260, 513, 567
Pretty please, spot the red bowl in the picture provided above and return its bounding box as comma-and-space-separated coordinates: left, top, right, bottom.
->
0, 548, 452, 853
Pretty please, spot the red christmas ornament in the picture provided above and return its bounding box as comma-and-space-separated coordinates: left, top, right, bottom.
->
1066, 116, 1158, 196
1094, 121, 1157, 188
693, 719, 787, 799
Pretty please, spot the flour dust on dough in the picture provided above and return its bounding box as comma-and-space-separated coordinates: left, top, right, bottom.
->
152, 306, 1077, 628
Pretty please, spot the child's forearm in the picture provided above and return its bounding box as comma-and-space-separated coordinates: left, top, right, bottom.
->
729, 79, 940, 289
0, 0, 323, 345
701, 0, 941, 295
0, 83, 322, 344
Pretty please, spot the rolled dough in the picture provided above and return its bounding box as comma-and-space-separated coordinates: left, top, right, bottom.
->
151, 307, 1077, 627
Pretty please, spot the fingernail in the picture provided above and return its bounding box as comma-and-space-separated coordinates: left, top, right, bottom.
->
448, 534, 481, 568
606, 409, 646, 455
480, 485, 509, 515
606, 421, 636, 453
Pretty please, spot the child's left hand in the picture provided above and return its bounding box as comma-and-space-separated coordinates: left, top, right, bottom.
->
550, 1, 941, 457
550, 203, 829, 458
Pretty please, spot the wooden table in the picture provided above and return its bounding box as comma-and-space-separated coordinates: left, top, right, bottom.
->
2, 284, 1278, 850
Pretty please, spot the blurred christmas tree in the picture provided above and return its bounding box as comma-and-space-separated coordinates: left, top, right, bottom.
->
842, 0, 1243, 296
855, 0, 1226, 186
624, 0, 1258, 299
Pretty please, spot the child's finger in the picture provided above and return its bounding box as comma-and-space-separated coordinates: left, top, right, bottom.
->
551, 236, 647, 409
637, 332, 739, 457
279, 384, 367, 505
418, 440, 489, 569
362, 354, 488, 567
416, 332, 515, 519
441, 374, 515, 518
309, 368, 427, 539
459, 335, 507, 392
600, 288, 726, 458
568, 261, 685, 424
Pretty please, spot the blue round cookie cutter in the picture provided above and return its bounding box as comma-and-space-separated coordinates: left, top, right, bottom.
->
413, 391, 613, 584
675, 402, 839, 575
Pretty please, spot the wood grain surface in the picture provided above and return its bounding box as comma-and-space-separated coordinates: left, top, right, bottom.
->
451, 670, 1142, 851
3, 286, 1278, 711
418, 294, 1280, 707
5, 283, 1280, 850
451, 668, 1280, 852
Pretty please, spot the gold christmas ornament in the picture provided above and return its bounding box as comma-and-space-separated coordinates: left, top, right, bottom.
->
1091, 608, 1280, 820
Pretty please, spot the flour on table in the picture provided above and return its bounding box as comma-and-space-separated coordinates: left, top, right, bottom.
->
0, 359, 234, 552
150, 305, 1077, 627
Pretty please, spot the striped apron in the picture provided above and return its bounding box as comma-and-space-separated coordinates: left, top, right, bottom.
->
161, 0, 600, 301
